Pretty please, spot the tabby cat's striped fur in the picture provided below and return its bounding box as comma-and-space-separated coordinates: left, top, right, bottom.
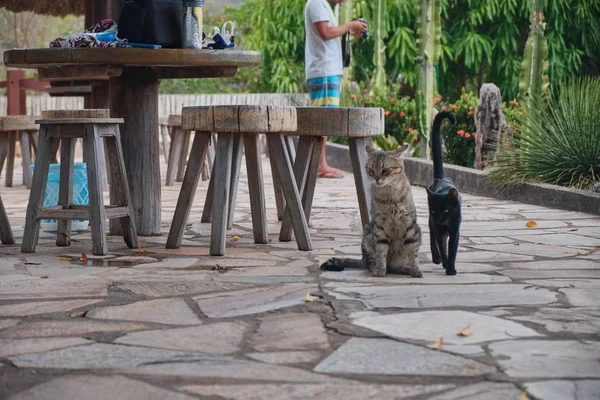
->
320, 144, 422, 277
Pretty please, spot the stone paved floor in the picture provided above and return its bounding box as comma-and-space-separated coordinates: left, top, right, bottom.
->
0, 154, 599, 400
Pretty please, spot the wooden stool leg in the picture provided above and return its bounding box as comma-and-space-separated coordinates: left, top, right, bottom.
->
201, 161, 215, 223
0, 133, 8, 177
210, 132, 234, 256
226, 134, 243, 230
56, 138, 76, 247
268, 140, 286, 221
166, 132, 211, 249
83, 125, 108, 256
266, 135, 312, 251
285, 136, 297, 163
279, 136, 314, 242
49, 137, 60, 164
5, 131, 16, 187
200, 135, 214, 182
176, 130, 191, 183
105, 126, 139, 249
166, 127, 184, 186
20, 131, 33, 189
301, 136, 324, 225
244, 133, 268, 244
162, 125, 171, 163
97, 138, 110, 191
0, 195, 15, 245
21, 127, 55, 253
349, 137, 373, 227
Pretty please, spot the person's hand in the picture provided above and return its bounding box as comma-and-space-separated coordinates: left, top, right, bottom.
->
349, 20, 368, 38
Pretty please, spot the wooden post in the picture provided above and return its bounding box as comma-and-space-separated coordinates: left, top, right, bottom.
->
6, 70, 26, 115
109, 67, 161, 236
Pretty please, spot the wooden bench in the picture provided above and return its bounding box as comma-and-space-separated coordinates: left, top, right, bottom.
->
166, 105, 311, 256
0, 116, 39, 188
276, 107, 384, 241
21, 109, 138, 255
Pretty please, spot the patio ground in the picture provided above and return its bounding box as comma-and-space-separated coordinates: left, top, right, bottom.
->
0, 153, 599, 400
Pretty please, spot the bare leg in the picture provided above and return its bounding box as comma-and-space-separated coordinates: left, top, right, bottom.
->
317, 136, 343, 178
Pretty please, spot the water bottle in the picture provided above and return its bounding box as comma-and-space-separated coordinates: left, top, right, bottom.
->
182, 1, 204, 49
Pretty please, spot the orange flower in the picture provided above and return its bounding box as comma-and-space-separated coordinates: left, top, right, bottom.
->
391, 112, 397, 119
457, 129, 465, 137
469, 106, 473, 111
368, 98, 373, 102
400, 111, 406, 117
433, 97, 440, 105
468, 110, 474, 116
441, 105, 448, 111
509, 99, 519, 107
472, 132, 477, 138
451, 104, 458, 111
351, 94, 357, 100
384, 110, 390, 116
407, 127, 414, 133
362, 89, 368, 94
464, 132, 471, 138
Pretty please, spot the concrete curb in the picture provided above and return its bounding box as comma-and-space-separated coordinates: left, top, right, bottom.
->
325, 142, 600, 216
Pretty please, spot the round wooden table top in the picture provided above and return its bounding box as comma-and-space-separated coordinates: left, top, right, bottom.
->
3, 48, 261, 69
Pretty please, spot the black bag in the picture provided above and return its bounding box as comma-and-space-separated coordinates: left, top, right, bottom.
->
117, 0, 183, 48
342, 32, 351, 68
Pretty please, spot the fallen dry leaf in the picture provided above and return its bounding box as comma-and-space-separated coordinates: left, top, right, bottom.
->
80, 253, 88, 264
519, 392, 530, 400
106, 236, 113, 240
579, 251, 592, 256
597, 355, 600, 363
430, 336, 444, 350
231, 235, 240, 242
40, 275, 48, 279
457, 324, 472, 337
525, 220, 538, 228
59, 256, 75, 261
137, 249, 148, 254
569, 227, 579, 231
302, 291, 313, 303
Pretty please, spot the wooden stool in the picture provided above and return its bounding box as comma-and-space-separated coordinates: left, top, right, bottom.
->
21, 109, 138, 256
0, 116, 39, 188
278, 107, 384, 241
159, 117, 171, 163
165, 114, 214, 186
166, 105, 311, 256
0, 194, 15, 245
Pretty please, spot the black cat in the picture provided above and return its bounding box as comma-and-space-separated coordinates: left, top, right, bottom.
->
427, 111, 461, 276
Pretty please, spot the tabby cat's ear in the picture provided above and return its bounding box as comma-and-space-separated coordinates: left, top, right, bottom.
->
366, 144, 375, 155
448, 188, 459, 201
393, 144, 409, 156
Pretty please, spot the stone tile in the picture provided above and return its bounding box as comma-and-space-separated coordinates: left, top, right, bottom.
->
9, 375, 197, 400
469, 244, 581, 258
194, 284, 316, 318
86, 298, 201, 325
181, 383, 455, 400
0, 320, 148, 339
250, 313, 329, 352
353, 310, 540, 345
0, 319, 19, 330
468, 237, 516, 245
462, 220, 568, 231
523, 279, 599, 288
128, 359, 350, 383
131, 257, 200, 270
0, 299, 102, 317
113, 280, 248, 297
454, 251, 534, 262
499, 269, 600, 279
0, 276, 108, 300
116, 322, 246, 354
246, 351, 323, 364
0, 337, 92, 358
509, 307, 600, 334
420, 262, 503, 273
110, 256, 160, 263
9, 343, 203, 369
525, 380, 600, 400
508, 259, 600, 270
508, 233, 600, 248
489, 340, 600, 378
314, 338, 496, 376
429, 382, 521, 400
561, 288, 600, 307
225, 264, 311, 277
320, 269, 510, 284
330, 284, 557, 309
520, 210, 596, 220
212, 275, 314, 285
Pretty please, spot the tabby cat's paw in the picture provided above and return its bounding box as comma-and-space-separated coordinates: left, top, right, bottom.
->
370, 267, 387, 277
445, 268, 457, 276
410, 269, 423, 278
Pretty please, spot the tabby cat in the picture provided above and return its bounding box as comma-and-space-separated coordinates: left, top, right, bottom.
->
320, 144, 422, 277
427, 111, 461, 276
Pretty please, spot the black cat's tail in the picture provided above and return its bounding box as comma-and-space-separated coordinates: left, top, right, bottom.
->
320, 258, 364, 271
431, 111, 457, 180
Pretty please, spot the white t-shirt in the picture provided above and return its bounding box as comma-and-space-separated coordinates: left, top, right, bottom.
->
304, 0, 343, 80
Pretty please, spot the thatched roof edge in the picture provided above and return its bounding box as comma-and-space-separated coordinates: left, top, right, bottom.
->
0, 0, 84, 17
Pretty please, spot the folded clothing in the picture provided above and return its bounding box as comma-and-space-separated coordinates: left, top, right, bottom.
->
50, 19, 127, 48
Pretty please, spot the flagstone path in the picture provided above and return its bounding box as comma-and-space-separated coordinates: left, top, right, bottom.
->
0, 153, 599, 400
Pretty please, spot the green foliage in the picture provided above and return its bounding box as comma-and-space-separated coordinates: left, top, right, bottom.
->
518, 0, 549, 105
438, 90, 478, 168
487, 77, 600, 190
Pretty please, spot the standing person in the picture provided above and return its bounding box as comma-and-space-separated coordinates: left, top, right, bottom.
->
304, 0, 368, 178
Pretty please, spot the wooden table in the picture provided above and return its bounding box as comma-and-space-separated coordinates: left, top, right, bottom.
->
3, 48, 261, 235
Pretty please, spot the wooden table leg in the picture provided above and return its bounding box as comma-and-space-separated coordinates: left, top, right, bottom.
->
109, 67, 161, 236
5, 131, 16, 187
210, 132, 234, 256
348, 137, 373, 227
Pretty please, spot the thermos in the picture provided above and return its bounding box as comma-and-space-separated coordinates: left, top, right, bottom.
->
182, 1, 204, 49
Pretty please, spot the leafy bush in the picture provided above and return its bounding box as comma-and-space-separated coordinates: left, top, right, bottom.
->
487, 77, 600, 190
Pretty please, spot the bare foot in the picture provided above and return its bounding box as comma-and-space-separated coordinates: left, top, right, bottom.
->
318, 167, 344, 179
